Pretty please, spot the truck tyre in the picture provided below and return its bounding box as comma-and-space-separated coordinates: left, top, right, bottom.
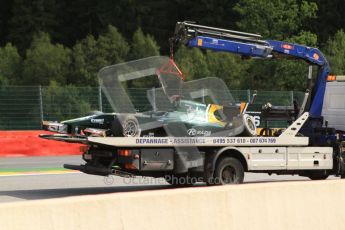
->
213, 157, 244, 185
111, 115, 141, 137
164, 174, 196, 187
308, 171, 329, 180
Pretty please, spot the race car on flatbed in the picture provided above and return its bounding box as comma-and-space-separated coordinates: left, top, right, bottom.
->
42, 56, 256, 140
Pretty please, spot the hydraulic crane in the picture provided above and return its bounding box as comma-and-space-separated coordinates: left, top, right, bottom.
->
170, 21, 330, 119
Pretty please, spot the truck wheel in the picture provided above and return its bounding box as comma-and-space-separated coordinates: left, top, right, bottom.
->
308, 172, 329, 180
111, 115, 141, 137
164, 174, 196, 187
213, 157, 244, 185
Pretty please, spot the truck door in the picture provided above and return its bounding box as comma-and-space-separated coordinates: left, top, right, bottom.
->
322, 81, 345, 131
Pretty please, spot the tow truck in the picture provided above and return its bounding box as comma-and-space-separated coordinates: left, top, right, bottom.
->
48, 22, 345, 185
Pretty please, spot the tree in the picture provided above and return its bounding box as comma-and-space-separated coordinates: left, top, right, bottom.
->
174, 46, 210, 81
233, 0, 318, 40
175, 47, 249, 90
8, 0, 58, 53
232, 0, 319, 92
308, 0, 345, 45
0, 43, 22, 85
323, 30, 345, 75
206, 51, 247, 89
70, 25, 129, 86
263, 30, 322, 92
128, 28, 160, 60
97, 25, 129, 64
42, 81, 91, 121
0, 0, 13, 46
70, 35, 99, 86
22, 32, 71, 85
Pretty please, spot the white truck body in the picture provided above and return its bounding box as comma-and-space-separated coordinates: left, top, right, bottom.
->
88, 113, 333, 172
322, 81, 345, 131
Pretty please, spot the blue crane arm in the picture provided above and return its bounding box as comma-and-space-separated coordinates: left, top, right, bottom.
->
187, 36, 273, 58
266, 40, 330, 117
172, 22, 330, 117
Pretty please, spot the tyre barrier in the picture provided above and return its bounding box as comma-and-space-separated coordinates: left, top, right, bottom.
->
0, 180, 345, 230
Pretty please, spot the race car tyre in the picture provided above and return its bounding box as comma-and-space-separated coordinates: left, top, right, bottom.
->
242, 114, 257, 136
213, 157, 244, 185
111, 114, 141, 137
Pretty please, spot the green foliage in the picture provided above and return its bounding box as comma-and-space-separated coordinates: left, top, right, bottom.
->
1, 0, 345, 53
8, 0, 58, 52
0, 0, 12, 46
234, 0, 318, 40
174, 47, 249, 89
42, 81, 91, 121
129, 28, 160, 60
22, 32, 71, 85
70, 25, 129, 86
70, 35, 99, 86
288, 31, 318, 47
232, 0, 319, 91
308, 0, 345, 44
97, 25, 130, 64
0, 43, 22, 85
173, 0, 237, 28
240, 57, 311, 92
0, 75, 8, 86
174, 46, 210, 81
0, 0, 343, 93
206, 51, 247, 89
247, 29, 317, 92
323, 30, 345, 75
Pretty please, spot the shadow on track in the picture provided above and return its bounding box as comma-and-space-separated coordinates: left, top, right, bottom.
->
0, 185, 173, 201
0, 179, 310, 202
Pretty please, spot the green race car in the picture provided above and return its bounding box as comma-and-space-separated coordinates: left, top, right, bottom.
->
42, 56, 256, 140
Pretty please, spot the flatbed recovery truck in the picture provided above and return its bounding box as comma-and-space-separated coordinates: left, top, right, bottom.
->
64, 112, 344, 185
55, 22, 345, 185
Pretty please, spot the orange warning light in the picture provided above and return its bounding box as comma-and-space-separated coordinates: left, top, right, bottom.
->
327, 75, 336, 81
197, 39, 203, 46
282, 44, 294, 50
313, 53, 320, 60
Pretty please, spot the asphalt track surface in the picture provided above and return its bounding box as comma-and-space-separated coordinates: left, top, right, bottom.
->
0, 156, 340, 203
